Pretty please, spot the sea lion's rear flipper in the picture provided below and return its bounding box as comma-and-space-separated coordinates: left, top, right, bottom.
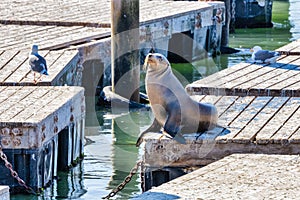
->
136, 118, 161, 147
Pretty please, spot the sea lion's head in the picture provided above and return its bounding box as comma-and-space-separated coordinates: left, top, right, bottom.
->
144, 53, 170, 72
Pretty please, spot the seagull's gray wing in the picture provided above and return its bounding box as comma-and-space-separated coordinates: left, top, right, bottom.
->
254, 50, 279, 62
29, 54, 48, 75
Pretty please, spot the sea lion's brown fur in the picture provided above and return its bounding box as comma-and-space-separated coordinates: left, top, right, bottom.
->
136, 53, 218, 146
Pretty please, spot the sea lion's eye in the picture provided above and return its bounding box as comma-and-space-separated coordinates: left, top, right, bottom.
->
157, 56, 163, 62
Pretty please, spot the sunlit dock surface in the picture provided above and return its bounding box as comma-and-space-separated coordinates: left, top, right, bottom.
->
186, 43, 300, 97
0, 86, 85, 192
0, 49, 81, 86
134, 154, 300, 200
0, 0, 223, 51
142, 94, 300, 167
141, 40, 300, 191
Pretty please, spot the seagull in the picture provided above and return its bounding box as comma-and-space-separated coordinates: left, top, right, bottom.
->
29, 44, 48, 83
250, 46, 280, 64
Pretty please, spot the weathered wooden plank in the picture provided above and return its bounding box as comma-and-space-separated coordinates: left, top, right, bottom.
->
0, 51, 28, 82
289, 128, 300, 144
276, 39, 300, 55
0, 26, 83, 50
0, 87, 21, 103
214, 95, 240, 117
0, 49, 79, 86
216, 96, 255, 142
136, 154, 300, 200
0, 0, 223, 52
220, 65, 276, 89
254, 69, 300, 90
42, 50, 79, 84
230, 56, 300, 90
0, 87, 37, 121
266, 73, 300, 97
196, 95, 222, 105
4, 50, 58, 84
0, 50, 19, 69
10, 50, 49, 85
0, 26, 53, 47
190, 63, 252, 87
0, 86, 85, 149
264, 98, 300, 143
187, 54, 300, 96
233, 97, 288, 143
255, 97, 298, 144
7, 88, 53, 122
227, 97, 272, 143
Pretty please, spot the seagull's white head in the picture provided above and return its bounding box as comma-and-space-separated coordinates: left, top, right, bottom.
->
250, 46, 262, 53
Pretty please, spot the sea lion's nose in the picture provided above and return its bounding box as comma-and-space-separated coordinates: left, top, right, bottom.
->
148, 54, 153, 58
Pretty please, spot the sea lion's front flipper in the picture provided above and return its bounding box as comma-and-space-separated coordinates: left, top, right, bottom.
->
163, 106, 186, 144
136, 118, 161, 147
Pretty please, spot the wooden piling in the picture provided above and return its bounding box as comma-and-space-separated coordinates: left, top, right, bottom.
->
111, 0, 140, 102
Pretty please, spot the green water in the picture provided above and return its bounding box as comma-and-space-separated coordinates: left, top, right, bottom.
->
11, 0, 297, 199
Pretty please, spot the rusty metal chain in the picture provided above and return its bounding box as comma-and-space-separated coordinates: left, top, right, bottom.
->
102, 160, 143, 199
0, 144, 38, 195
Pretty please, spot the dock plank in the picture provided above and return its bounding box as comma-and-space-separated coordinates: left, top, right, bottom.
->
233, 97, 289, 143
0, 86, 85, 149
0, 51, 28, 82
187, 55, 300, 97
257, 97, 300, 144
135, 154, 300, 200
216, 96, 255, 141
0, 50, 19, 69
0, 49, 79, 86
4, 50, 58, 84
276, 39, 300, 55
225, 96, 272, 142
0, 0, 223, 51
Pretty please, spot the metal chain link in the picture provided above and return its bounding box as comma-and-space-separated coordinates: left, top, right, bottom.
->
102, 160, 143, 199
232, 0, 236, 22
0, 145, 38, 195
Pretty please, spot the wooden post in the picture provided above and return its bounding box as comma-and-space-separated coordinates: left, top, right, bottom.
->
111, 0, 140, 103
221, 0, 231, 46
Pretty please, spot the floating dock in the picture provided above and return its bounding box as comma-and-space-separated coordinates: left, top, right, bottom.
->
186, 54, 300, 97
0, 86, 85, 192
143, 94, 300, 165
0, 0, 227, 194
1, 0, 225, 89
141, 41, 300, 191
134, 154, 300, 199
0, 49, 82, 86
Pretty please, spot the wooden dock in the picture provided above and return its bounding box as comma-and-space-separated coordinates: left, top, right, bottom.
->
142, 94, 300, 167
0, 86, 85, 192
0, 49, 82, 86
186, 54, 300, 97
141, 41, 300, 191
186, 40, 300, 97
134, 154, 300, 200
0, 0, 224, 51
277, 38, 300, 55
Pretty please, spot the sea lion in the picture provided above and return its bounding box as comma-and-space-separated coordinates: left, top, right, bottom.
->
136, 53, 218, 146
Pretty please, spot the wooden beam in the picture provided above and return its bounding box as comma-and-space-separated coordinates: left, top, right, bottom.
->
111, 0, 140, 102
